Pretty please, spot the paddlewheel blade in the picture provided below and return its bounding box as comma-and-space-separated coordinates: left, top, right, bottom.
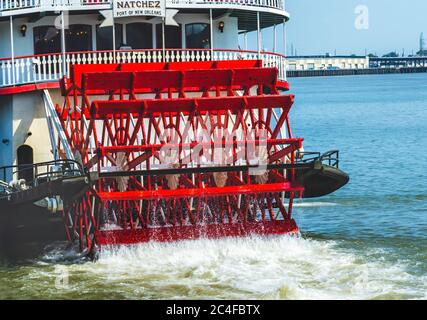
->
55, 60, 304, 252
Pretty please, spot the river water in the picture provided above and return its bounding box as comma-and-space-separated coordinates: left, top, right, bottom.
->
1, 73, 426, 300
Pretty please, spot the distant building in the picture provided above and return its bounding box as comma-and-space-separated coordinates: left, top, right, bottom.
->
417, 33, 427, 56
287, 55, 369, 71
369, 57, 427, 68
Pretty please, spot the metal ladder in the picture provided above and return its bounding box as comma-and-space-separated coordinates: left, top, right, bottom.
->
42, 89, 74, 161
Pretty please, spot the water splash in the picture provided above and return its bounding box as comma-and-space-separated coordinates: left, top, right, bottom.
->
2, 235, 423, 300
291, 201, 339, 208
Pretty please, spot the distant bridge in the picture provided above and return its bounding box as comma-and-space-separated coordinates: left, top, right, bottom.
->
370, 57, 427, 68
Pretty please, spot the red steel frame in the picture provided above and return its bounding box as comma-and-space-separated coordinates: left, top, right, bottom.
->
55, 60, 303, 252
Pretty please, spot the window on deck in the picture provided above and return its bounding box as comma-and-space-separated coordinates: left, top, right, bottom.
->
96, 24, 123, 50
65, 24, 93, 52
33, 26, 61, 54
155, 24, 182, 49
185, 23, 210, 49
126, 23, 153, 49
34, 24, 93, 54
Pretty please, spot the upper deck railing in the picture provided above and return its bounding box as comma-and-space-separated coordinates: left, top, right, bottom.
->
0, 49, 287, 89
0, 0, 285, 15
0, 0, 108, 12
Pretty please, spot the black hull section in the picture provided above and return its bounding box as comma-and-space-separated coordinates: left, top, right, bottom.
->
0, 204, 65, 262
6, 176, 89, 206
0, 170, 90, 262
293, 165, 350, 198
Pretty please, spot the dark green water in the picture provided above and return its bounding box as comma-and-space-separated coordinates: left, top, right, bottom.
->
0, 73, 426, 299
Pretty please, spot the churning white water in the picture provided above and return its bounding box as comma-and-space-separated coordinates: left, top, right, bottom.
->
291, 201, 339, 208
20, 235, 424, 300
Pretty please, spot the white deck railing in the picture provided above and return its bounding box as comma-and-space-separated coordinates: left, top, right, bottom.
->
0, 0, 284, 14
0, 0, 109, 12
0, 49, 287, 88
0, 0, 37, 11
167, 0, 284, 11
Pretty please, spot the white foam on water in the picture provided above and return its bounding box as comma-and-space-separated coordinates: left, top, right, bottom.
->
291, 201, 339, 208
36, 235, 427, 300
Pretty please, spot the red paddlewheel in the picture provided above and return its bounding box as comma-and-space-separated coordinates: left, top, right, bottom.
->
56, 60, 303, 252
63, 191, 100, 253
95, 220, 299, 246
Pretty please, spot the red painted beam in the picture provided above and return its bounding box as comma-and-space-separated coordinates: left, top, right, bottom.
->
81, 67, 279, 93
72, 60, 263, 87
90, 94, 294, 117
120, 60, 262, 73
277, 80, 290, 91
0, 82, 59, 95
97, 138, 304, 159
94, 219, 299, 246
97, 182, 304, 201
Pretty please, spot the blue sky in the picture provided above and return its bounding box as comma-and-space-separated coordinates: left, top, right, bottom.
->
241, 0, 427, 56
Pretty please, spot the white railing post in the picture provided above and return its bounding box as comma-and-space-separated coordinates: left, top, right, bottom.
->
162, 18, 166, 62
273, 24, 276, 53
283, 18, 287, 80
256, 11, 261, 57
61, 11, 67, 77
9, 16, 16, 86
210, 9, 214, 60
112, 20, 116, 63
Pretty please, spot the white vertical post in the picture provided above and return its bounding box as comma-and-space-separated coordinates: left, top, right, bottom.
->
162, 17, 166, 62
112, 20, 116, 63
257, 11, 261, 57
152, 23, 156, 49
283, 19, 286, 56
9, 16, 15, 85
61, 11, 66, 77
244, 32, 247, 50
283, 19, 287, 80
273, 24, 276, 53
210, 9, 214, 59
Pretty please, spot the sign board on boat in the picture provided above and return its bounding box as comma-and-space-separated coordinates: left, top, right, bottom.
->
113, 0, 166, 18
